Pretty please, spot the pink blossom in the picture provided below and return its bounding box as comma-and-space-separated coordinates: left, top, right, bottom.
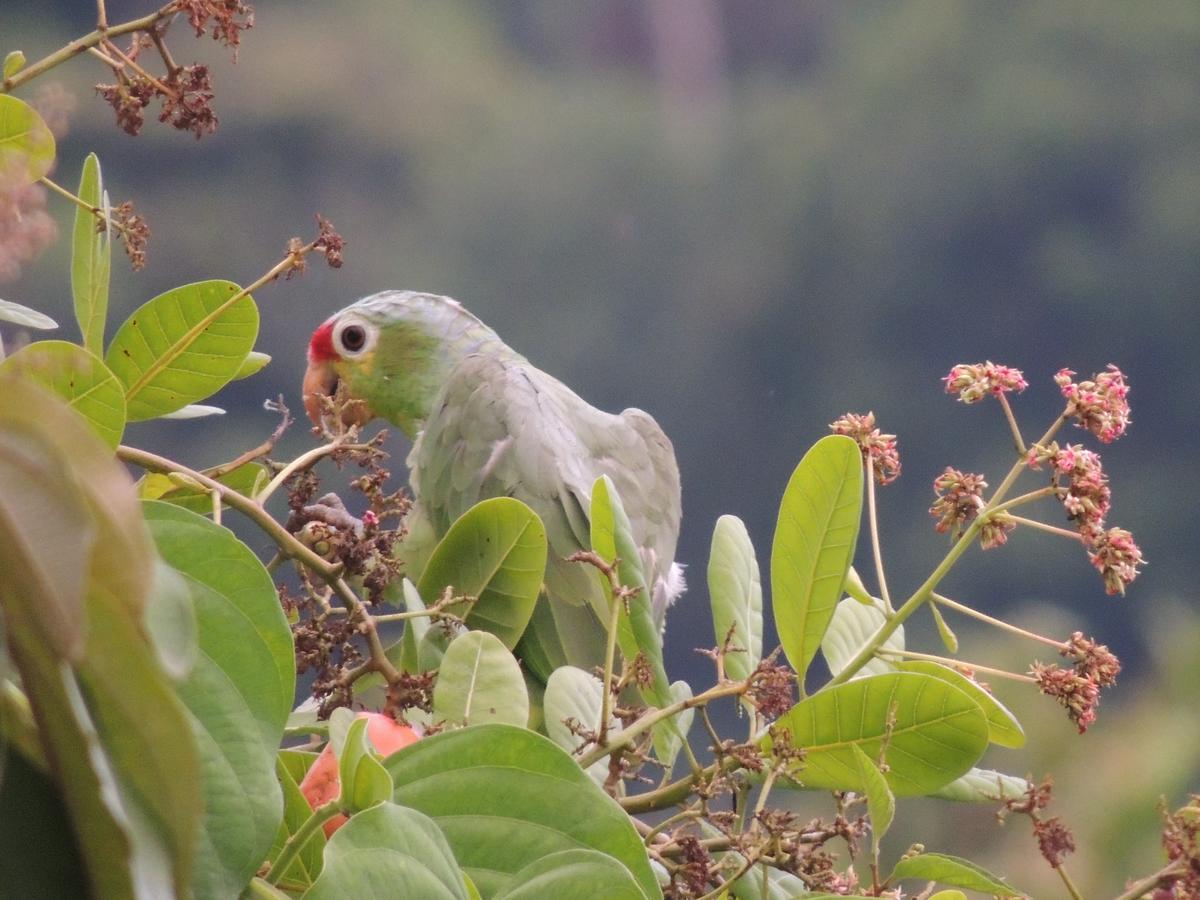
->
829, 412, 901, 485
1057, 365, 1131, 443
944, 361, 1028, 404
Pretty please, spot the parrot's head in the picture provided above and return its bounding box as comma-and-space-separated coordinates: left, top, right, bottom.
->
303, 290, 501, 437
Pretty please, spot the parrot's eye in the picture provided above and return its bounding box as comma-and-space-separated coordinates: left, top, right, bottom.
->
333, 319, 374, 357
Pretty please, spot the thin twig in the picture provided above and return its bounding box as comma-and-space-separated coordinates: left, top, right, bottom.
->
865, 461, 893, 615
932, 592, 1068, 650
875, 648, 1036, 684
118, 445, 400, 685
2, 4, 177, 94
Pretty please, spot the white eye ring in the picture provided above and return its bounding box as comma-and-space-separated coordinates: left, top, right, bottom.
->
333, 317, 376, 358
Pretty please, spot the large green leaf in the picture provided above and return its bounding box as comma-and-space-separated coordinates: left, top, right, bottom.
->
707, 514, 762, 681
590, 476, 671, 709
71, 153, 111, 356
0, 340, 125, 448
105, 279, 258, 420
930, 768, 1032, 803
764, 672, 989, 796
494, 849, 645, 899
820, 596, 903, 680
144, 501, 295, 898
385, 724, 659, 899
893, 660, 1025, 748
889, 852, 1022, 896
418, 497, 547, 649
543, 666, 613, 786
0, 378, 201, 897
433, 630, 529, 728
771, 435, 863, 683
0, 94, 55, 182
303, 803, 469, 900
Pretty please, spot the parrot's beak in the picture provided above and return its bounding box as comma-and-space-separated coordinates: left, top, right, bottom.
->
303, 359, 374, 428
302, 359, 337, 426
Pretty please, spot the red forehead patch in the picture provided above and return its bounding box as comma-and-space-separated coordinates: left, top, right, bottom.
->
308, 320, 337, 363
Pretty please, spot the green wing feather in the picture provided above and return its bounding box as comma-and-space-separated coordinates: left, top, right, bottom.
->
404, 351, 682, 681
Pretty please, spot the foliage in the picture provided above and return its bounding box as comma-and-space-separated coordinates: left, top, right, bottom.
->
0, 5, 1191, 899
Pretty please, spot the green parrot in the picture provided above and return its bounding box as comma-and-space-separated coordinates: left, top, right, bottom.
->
302, 290, 685, 681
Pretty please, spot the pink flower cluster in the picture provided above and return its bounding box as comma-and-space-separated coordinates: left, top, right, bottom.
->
1027, 443, 1111, 539
1030, 632, 1120, 733
1087, 527, 1145, 597
0, 163, 57, 282
1055, 365, 1131, 443
929, 468, 986, 535
943, 361, 1028, 404
829, 412, 901, 485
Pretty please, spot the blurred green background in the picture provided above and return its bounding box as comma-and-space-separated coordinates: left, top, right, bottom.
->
5, 1, 1199, 893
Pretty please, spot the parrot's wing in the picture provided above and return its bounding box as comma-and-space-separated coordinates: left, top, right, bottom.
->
408, 352, 681, 677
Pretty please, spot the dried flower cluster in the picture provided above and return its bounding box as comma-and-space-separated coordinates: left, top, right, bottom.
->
1001, 778, 1077, 869
829, 411, 900, 484
1030, 632, 1120, 733
175, 0, 256, 51
943, 360, 1028, 403
1156, 796, 1200, 898
93, 2, 254, 138
110, 200, 151, 271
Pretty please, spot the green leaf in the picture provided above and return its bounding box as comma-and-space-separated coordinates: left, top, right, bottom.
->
385, 724, 659, 899
138, 461, 267, 516
929, 892, 968, 900
398, 579, 429, 673
893, 660, 1025, 748
105, 279, 259, 420
418, 497, 547, 649
234, 350, 271, 379
145, 558, 199, 680
652, 680, 694, 773
771, 435, 863, 683
3, 50, 26, 79
543, 666, 613, 786
931, 768, 1032, 803
0, 94, 55, 183
267, 755, 325, 890
160, 403, 225, 419
303, 803, 469, 900
590, 475, 671, 709
889, 852, 1022, 896
338, 716, 395, 813
820, 596, 903, 680
725, 863, 810, 900
143, 501, 295, 898
0, 745, 90, 897
850, 744, 895, 854
71, 153, 110, 356
0, 340, 126, 448
0, 378, 201, 897
0, 297, 57, 329
842, 565, 875, 605
493, 849, 645, 899
707, 514, 762, 681
929, 600, 959, 653
764, 672, 989, 796
433, 630, 529, 728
